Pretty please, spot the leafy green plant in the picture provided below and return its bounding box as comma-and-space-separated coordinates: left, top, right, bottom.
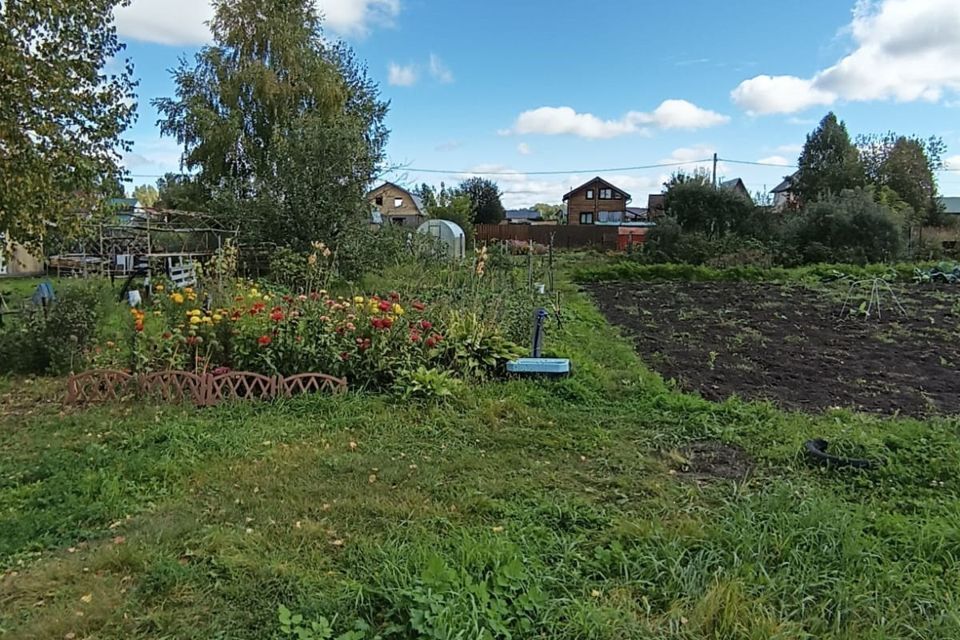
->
379, 553, 546, 639
277, 605, 368, 640
393, 366, 463, 402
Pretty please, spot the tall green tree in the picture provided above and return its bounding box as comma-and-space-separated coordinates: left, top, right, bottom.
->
531, 203, 563, 220
154, 0, 387, 252
456, 177, 505, 224
858, 132, 945, 225
0, 0, 137, 250
133, 185, 160, 208
795, 113, 865, 204
156, 173, 211, 211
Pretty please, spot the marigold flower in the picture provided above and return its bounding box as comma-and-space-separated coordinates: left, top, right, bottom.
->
258, 335, 272, 347
170, 293, 185, 304
190, 316, 201, 325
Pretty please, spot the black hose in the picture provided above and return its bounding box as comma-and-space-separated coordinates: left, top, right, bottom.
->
804, 439, 877, 470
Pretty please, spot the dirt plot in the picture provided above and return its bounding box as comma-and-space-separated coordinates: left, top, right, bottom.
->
588, 281, 960, 417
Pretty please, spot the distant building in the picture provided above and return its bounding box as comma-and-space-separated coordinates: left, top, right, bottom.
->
0, 235, 44, 277
938, 197, 960, 216
109, 197, 144, 225
366, 182, 427, 227
562, 177, 631, 225
503, 209, 541, 224
647, 194, 666, 218
719, 178, 752, 202
771, 172, 800, 211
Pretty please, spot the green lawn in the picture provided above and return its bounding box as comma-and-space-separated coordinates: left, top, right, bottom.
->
1, 270, 959, 639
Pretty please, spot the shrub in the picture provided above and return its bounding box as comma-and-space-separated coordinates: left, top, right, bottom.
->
665, 182, 755, 238
784, 188, 904, 264
0, 282, 108, 375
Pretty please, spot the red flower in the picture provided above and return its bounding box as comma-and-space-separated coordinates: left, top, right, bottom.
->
425, 336, 437, 348
419, 320, 432, 331
389, 291, 400, 301
371, 318, 383, 330
270, 310, 284, 322
340, 351, 350, 361
282, 295, 293, 303
234, 296, 244, 302
381, 317, 394, 329
409, 330, 422, 343
412, 301, 426, 311
258, 335, 272, 347
162, 331, 173, 339
378, 300, 392, 312
134, 321, 144, 332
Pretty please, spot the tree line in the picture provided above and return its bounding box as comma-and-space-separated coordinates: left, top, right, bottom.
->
650, 112, 953, 266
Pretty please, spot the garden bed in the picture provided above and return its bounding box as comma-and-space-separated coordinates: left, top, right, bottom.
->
587, 281, 960, 416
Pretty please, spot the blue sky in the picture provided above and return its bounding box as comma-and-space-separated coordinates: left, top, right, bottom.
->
116, 0, 960, 208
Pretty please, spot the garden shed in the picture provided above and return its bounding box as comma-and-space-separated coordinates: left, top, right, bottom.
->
417, 219, 466, 261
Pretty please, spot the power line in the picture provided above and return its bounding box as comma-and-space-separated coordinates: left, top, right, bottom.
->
720, 158, 799, 169
386, 159, 713, 176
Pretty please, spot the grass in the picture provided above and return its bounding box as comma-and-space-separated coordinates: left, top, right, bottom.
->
1, 266, 960, 638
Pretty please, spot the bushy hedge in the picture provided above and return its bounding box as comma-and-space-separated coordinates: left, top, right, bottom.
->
0, 283, 110, 375
640, 187, 907, 268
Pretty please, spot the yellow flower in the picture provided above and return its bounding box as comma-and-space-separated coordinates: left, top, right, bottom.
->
189, 316, 201, 325
187, 309, 202, 317
154, 284, 165, 292
154, 311, 162, 316
183, 287, 194, 294
212, 314, 223, 323
262, 295, 271, 301
392, 303, 404, 316
186, 293, 197, 302
353, 296, 364, 304
170, 293, 185, 304
202, 316, 213, 324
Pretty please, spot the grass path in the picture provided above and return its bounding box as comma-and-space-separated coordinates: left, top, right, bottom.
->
1, 276, 959, 639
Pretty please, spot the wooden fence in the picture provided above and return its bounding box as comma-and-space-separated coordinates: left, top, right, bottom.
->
475, 224, 623, 250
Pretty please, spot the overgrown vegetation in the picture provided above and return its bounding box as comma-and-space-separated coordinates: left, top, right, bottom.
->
1, 259, 959, 639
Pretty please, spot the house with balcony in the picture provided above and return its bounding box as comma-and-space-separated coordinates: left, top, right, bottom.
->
562, 177, 631, 226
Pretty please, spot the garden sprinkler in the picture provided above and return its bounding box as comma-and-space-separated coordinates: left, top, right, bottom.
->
506, 307, 571, 377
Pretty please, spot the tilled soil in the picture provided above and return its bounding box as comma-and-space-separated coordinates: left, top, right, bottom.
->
588, 281, 960, 417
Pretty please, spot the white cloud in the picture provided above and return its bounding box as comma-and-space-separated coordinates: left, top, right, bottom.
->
731, 76, 836, 115
114, 0, 213, 46
732, 0, 960, 114
388, 63, 418, 87
776, 144, 804, 154
787, 117, 817, 126
428, 54, 454, 83
757, 155, 793, 166
501, 100, 728, 139
501, 106, 645, 139
121, 136, 184, 179
945, 155, 960, 171
114, 0, 399, 46
517, 143, 532, 156
634, 99, 731, 129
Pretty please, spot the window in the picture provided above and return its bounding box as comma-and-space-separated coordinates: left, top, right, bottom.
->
613, 192, 622, 199
394, 197, 403, 208
585, 189, 594, 199
579, 212, 594, 225
391, 217, 405, 225
375, 196, 383, 206
599, 188, 613, 199
598, 211, 622, 224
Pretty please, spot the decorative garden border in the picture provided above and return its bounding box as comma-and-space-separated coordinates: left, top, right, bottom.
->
65, 370, 347, 407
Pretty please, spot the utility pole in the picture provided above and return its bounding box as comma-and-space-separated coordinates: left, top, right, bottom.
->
712, 153, 718, 188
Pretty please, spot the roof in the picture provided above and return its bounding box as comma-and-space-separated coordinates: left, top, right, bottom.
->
562, 176, 632, 202
771, 171, 799, 194
625, 207, 648, 220
719, 178, 747, 192
505, 209, 541, 220
939, 197, 960, 215
367, 181, 427, 216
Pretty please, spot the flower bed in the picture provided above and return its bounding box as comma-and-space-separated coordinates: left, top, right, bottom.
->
94, 282, 520, 391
